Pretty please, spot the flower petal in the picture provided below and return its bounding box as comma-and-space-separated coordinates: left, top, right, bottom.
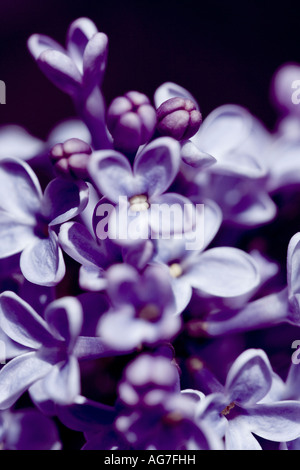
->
47, 118, 91, 147
0, 125, 44, 160
57, 395, 116, 433
170, 275, 193, 315
44, 297, 83, 349
42, 178, 89, 226
66, 17, 98, 73
27, 33, 65, 60
3, 409, 61, 450
0, 158, 42, 222
154, 82, 199, 109
200, 288, 290, 337
42, 356, 81, 405
185, 247, 260, 298
79, 265, 107, 291
287, 232, 300, 297
133, 137, 181, 197
225, 416, 262, 450
20, 231, 66, 287
88, 150, 142, 203
0, 212, 36, 258
246, 402, 300, 442
83, 32, 108, 89
37, 49, 82, 95
58, 221, 107, 268
192, 105, 253, 161
225, 349, 273, 406
0, 291, 55, 349
149, 192, 198, 238
267, 138, 300, 192
180, 140, 216, 169
0, 352, 52, 409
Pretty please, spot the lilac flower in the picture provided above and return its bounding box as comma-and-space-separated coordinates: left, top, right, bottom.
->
155, 82, 276, 227
154, 82, 216, 171
0, 409, 61, 450
156, 97, 202, 140
196, 349, 300, 450
0, 292, 83, 408
0, 291, 116, 410
96, 263, 181, 351
196, 232, 300, 337
0, 157, 89, 286
264, 133, 300, 193
152, 198, 261, 314
27, 18, 111, 149
58, 220, 153, 292
114, 353, 223, 450
89, 136, 197, 244
107, 91, 157, 153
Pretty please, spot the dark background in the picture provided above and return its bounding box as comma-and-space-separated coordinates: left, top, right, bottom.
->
0, 0, 299, 141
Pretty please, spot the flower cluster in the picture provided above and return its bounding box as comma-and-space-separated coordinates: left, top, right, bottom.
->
0, 17, 300, 450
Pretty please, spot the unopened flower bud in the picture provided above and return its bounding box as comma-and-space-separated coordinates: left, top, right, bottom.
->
156, 97, 202, 140
50, 138, 92, 179
106, 91, 157, 153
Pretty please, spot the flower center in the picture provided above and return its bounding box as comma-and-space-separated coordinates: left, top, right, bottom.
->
137, 303, 160, 322
221, 402, 235, 416
169, 263, 182, 278
129, 195, 150, 212
162, 410, 184, 425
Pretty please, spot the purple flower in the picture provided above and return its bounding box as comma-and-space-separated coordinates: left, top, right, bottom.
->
50, 137, 92, 180
114, 353, 223, 450
0, 158, 89, 286
58, 220, 153, 292
154, 82, 216, 170
156, 97, 202, 140
96, 263, 181, 351
0, 408, 61, 450
27, 17, 108, 97
107, 91, 157, 153
155, 82, 276, 226
153, 199, 261, 314
89, 136, 197, 244
196, 232, 300, 337
27, 17, 111, 149
0, 292, 84, 408
197, 349, 300, 450
0, 291, 116, 410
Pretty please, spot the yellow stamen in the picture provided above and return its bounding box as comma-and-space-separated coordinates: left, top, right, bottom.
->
169, 263, 182, 278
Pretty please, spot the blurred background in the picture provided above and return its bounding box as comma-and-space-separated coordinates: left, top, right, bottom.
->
0, 0, 299, 141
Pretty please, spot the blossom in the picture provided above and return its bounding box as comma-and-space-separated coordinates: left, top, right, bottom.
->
27, 17, 111, 149
196, 349, 300, 450
107, 91, 157, 153
155, 82, 276, 227
156, 97, 202, 140
152, 198, 261, 314
96, 263, 181, 351
89, 136, 197, 244
194, 232, 300, 337
114, 353, 223, 450
0, 291, 117, 410
0, 409, 61, 450
0, 158, 89, 286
